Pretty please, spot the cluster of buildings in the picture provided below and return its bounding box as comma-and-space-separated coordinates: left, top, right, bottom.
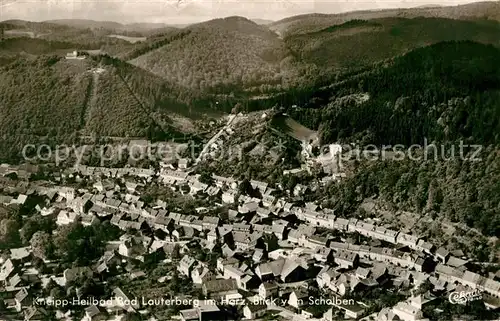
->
0, 160, 498, 321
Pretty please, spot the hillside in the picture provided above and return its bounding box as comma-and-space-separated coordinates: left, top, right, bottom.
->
270, 1, 500, 36
0, 55, 202, 161
0, 19, 139, 55
281, 41, 500, 237
125, 15, 500, 104
285, 17, 500, 73
3, 14, 499, 106
0, 38, 88, 65
44, 19, 177, 37
128, 16, 288, 94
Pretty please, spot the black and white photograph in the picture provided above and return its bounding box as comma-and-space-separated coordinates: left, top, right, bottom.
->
0, 0, 499, 320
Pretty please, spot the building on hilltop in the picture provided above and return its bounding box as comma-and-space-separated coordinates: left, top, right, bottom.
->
65, 50, 86, 60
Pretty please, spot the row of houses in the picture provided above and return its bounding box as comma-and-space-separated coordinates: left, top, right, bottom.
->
294, 209, 437, 256
435, 264, 500, 298
73, 165, 155, 179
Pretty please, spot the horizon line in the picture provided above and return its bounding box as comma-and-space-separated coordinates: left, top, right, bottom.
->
0, 0, 494, 25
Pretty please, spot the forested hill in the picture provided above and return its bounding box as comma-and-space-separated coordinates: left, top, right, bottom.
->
270, 1, 500, 36
129, 16, 287, 94
126, 15, 500, 106
284, 17, 500, 73
284, 41, 500, 239
287, 41, 500, 147
0, 55, 198, 162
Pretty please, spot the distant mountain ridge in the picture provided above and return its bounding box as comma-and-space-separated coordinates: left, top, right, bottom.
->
270, 1, 500, 36
44, 19, 175, 31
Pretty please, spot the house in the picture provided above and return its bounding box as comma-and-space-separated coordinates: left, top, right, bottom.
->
233, 223, 251, 232
113, 287, 139, 312
305, 235, 330, 249
239, 201, 258, 214
397, 233, 420, 249
223, 265, 246, 288
217, 257, 239, 273
253, 249, 265, 263
240, 274, 260, 291
94, 251, 120, 274
280, 259, 307, 283
192, 265, 215, 285
483, 278, 500, 297
288, 226, 315, 244
416, 239, 435, 254
293, 184, 308, 197
288, 288, 308, 309
118, 237, 146, 259
93, 180, 114, 192
202, 278, 239, 299
341, 304, 366, 319
81, 214, 100, 227
283, 202, 294, 212
243, 301, 267, 319
11, 194, 28, 205
24, 306, 49, 321
180, 308, 199, 321
392, 300, 425, 321
202, 216, 220, 230
460, 270, 483, 289
222, 191, 238, 204
334, 250, 359, 269
125, 181, 138, 193
250, 180, 268, 194
334, 218, 349, 231
435, 247, 450, 264
178, 255, 197, 277
83, 305, 105, 321
259, 282, 279, 299
56, 210, 79, 225
9, 247, 31, 262
355, 267, 371, 280
15, 287, 31, 312
197, 300, 224, 320
65, 50, 86, 59
0, 259, 15, 282
233, 231, 262, 251
178, 158, 189, 169
272, 224, 286, 240
409, 293, 437, 310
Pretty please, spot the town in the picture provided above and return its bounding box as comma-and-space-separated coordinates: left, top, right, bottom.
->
0, 145, 499, 321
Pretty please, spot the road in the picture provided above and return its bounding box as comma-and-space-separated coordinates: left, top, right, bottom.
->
194, 114, 236, 164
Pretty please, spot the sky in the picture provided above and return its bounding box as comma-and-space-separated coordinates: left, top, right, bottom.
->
0, 0, 490, 24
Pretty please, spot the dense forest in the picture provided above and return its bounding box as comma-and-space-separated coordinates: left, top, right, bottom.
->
285, 18, 500, 73
284, 41, 500, 238
287, 41, 500, 146
129, 16, 288, 94
0, 54, 200, 161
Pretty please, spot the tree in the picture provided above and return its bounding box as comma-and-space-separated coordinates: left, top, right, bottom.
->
199, 171, 214, 185
238, 178, 253, 196
172, 244, 181, 260
30, 231, 52, 260
53, 222, 104, 265
21, 215, 56, 244
0, 219, 21, 249
232, 103, 243, 114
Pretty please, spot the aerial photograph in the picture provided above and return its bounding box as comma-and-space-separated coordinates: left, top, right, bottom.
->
0, 0, 499, 320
